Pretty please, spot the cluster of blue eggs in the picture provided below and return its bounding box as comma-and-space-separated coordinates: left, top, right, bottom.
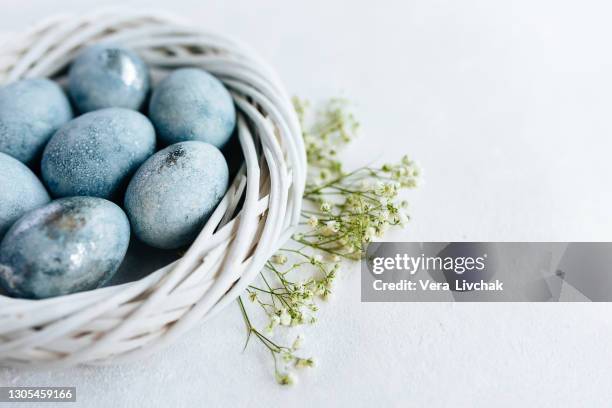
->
0, 44, 235, 299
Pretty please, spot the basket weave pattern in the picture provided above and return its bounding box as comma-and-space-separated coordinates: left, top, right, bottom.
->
0, 9, 306, 368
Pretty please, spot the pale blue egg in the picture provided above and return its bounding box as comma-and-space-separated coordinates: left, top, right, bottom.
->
124, 141, 229, 249
148, 68, 236, 149
0, 78, 73, 164
41, 108, 156, 200
0, 152, 50, 239
0, 197, 130, 299
68, 44, 150, 113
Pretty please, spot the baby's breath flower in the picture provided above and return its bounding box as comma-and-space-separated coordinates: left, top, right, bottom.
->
347, 251, 362, 261
307, 215, 319, 227
364, 227, 377, 243
291, 314, 304, 326
326, 273, 336, 286
325, 253, 341, 262
279, 308, 292, 326
276, 372, 296, 386
314, 281, 326, 296
266, 314, 280, 334
321, 220, 339, 236
380, 209, 390, 220
398, 211, 410, 226
271, 254, 288, 265
321, 288, 333, 301
320, 201, 332, 213
295, 358, 315, 369
239, 97, 419, 386
292, 335, 304, 351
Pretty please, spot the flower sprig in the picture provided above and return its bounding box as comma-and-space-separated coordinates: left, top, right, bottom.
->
238, 97, 420, 385
238, 297, 313, 386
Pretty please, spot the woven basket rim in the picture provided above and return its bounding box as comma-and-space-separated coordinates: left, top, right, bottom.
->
0, 8, 306, 368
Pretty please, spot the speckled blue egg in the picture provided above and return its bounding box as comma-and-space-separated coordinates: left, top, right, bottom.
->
0, 152, 50, 239
41, 108, 156, 199
0, 78, 73, 164
0, 197, 130, 299
148, 68, 236, 149
68, 44, 150, 113
124, 141, 229, 249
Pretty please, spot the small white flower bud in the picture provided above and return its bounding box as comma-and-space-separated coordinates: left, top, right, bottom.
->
320, 202, 332, 213
276, 372, 297, 386
307, 215, 319, 227
292, 335, 304, 351
271, 254, 288, 265
295, 358, 315, 369
279, 309, 291, 326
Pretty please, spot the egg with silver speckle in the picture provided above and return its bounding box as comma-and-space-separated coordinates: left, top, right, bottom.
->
41, 108, 156, 200
68, 44, 150, 113
0, 78, 73, 164
0, 152, 50, 239
124, 141, 229, 249
0, 197, 130, 299
149, 68, 236, 149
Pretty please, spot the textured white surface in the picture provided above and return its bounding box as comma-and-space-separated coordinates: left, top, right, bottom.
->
1, 0, 612, 406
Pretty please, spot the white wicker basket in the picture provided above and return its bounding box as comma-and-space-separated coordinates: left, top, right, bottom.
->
0, 9, 306, 368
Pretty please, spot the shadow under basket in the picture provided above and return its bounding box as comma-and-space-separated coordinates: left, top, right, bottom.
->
0, 9, 306, 368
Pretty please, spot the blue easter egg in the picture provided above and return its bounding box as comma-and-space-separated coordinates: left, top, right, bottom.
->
68, 44, 150, 113
148, 68, 236, 149
41, 108, 156, 199
0, 152, 50, 239
124, 141, 229, 249
0, 196, 130, 299
0, 78, 73, 164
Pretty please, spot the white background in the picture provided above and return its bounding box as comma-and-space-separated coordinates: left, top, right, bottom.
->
2, 0, 612, 406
